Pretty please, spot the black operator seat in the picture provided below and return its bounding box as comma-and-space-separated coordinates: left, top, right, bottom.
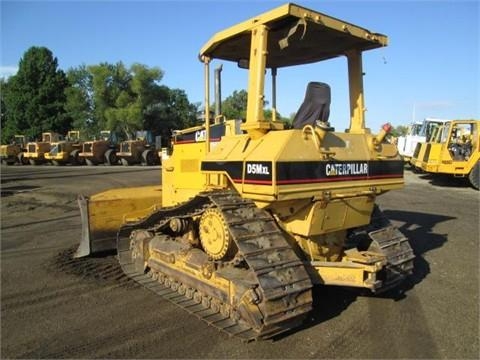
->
292, 82, 331, 129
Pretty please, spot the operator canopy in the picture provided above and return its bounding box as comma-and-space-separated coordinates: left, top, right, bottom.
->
200, 3, 387, 67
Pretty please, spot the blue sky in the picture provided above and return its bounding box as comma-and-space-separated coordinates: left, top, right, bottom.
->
1, 0, 478, 131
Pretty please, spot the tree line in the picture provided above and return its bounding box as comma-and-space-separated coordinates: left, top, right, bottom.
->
0, 47, 300, 145
1, 46, 202, 144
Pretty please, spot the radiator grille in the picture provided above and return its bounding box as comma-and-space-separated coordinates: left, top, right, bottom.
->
121, 142, 130, 152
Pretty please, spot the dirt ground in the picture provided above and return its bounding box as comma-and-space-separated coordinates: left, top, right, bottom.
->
1, 164, 478, 359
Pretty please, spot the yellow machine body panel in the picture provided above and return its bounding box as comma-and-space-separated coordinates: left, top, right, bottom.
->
162, 121, 241, 206
162, 142, 207, 206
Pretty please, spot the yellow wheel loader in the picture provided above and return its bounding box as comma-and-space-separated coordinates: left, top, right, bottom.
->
75, 3, 414, 340
0, 135, 28, 165
117, 131, 160, 166
415, 120, 479, 189
24, 132, 63, 165
44, 130, 85, 165
79, 130, 118, 166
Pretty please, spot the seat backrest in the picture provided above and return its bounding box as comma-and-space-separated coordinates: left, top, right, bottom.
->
292, 82, 331, 129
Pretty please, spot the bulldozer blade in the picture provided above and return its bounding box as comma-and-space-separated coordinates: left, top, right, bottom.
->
76, 195, 93, 258
75, 195, 118, 257
74, 186, 163, 258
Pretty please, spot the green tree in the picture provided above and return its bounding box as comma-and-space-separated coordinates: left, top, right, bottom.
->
2, 46, 69, 142
145, 86, 199, 142
391, 125, 408, 137
222, 90, 248, 119
64, 65, 94, 138
1, 78, 11, 142
88, 62, 130, 134
64, 61, 198, 144
105, 63, 164, 139
220, 89, 291, 127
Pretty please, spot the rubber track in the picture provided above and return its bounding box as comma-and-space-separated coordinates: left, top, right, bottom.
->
117, 190, 313, 341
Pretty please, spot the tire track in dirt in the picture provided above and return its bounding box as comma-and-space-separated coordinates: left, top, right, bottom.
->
47, 246, 137, 287
0, 280, 138, 313
16, 311, 175, 358
316, 314, 369, 358
2, 246, 140, 313
1, 245, 68, 259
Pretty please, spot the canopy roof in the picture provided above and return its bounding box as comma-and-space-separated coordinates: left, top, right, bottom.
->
199, 3, 388, 68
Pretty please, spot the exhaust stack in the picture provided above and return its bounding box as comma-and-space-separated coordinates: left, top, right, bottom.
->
214, 64, 223, 120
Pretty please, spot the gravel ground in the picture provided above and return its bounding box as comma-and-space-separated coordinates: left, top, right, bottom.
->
1, 164, 478, 359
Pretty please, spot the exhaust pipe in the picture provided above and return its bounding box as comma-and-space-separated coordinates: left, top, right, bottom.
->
214, 64, 223, 120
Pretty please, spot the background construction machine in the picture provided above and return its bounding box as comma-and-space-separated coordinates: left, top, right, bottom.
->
0, 135, 28, 165
412, 120, 479, 189
74, 3, 414, 340
23, 132, 63, 165
409, 122, 448, 171
117, 131, 160, 166
79, 130, 118, 166
396, 121, 422, 161
397, 118, 449, 163
45, 130, 85, 165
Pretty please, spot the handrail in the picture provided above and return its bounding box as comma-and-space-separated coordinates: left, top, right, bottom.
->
301, 124, 336, 158
302, 125, 321, 151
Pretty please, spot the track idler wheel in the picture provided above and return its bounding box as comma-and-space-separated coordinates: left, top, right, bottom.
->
199, 208, 237, 260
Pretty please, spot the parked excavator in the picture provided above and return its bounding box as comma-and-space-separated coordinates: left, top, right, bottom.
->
74, 3, 414, 340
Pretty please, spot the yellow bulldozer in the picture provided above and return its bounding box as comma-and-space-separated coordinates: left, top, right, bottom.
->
75, 3, 414, 340
44, 130, 85, 165
24, 132, 63, 165
0, 135, 28, 165
411, 119, 479, 189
